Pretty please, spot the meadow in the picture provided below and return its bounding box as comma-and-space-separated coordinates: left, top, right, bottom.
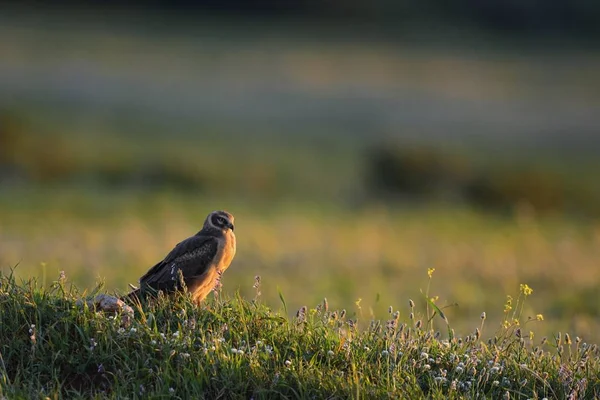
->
1, 11, 600, 396
1, 151, 599, 346
1, 266, 599, 398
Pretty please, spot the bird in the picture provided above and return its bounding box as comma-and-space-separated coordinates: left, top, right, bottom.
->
125, 210, 236, 304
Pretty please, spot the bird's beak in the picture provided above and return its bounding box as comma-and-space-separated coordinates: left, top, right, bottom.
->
228, 223, 235, 231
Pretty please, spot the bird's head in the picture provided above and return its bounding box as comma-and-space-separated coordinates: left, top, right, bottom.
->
205, 210, 235, 232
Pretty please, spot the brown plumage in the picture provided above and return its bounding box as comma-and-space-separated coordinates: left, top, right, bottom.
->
126, 210, 236, 303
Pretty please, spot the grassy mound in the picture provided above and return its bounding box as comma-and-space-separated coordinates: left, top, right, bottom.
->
0, 274, 598, 399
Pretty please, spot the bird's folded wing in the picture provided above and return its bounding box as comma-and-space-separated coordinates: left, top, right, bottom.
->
139, 235, 219, 288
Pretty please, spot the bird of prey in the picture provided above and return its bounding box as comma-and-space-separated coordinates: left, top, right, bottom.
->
126, 210, 236, 304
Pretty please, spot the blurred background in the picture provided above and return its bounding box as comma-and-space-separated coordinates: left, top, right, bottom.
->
1, 2, 599, 342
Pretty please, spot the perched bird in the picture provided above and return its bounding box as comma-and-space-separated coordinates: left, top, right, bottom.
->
126, 210, 236, 304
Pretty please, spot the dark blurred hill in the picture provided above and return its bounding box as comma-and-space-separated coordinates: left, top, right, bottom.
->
6, 1, 600, 40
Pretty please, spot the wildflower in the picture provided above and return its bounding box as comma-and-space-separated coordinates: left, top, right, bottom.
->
520, 284, 533, 296
284, 360, 292, 367
180, 353, 191, 359
151, 340, 157, 346
455, 366, 464, 374
172, 331, 180, 339
169, 387, 175, 394
117, 328, 126, 334
493, 380, 500, 386
237, 350, 244, 356
420, 352, 429, 359
231, 348, 238, 354
296, 306, 307, 323
381, 350, 389, 356
504, 295, 513, 313
427, 268, 435, 278
434, 376, 445, 384
536, 314, 544, 321
423, 364, 431, 370
327, 350, 335, 356
130, 327, 137, 334
256, 340, 263, 346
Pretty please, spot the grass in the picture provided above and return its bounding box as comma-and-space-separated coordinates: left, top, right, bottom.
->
1, 187, 599, 345
1, 272, 598, 399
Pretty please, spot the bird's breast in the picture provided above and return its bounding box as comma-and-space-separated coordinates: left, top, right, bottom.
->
217, 231, 236, 272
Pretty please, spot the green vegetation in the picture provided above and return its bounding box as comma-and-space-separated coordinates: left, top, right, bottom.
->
2, 186, 599, 345
1, 272, 598, 399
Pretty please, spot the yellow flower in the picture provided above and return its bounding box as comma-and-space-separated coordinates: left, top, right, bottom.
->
536, 314, 544, 321
427, 268, 435, 278
520, 284, 533, 296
